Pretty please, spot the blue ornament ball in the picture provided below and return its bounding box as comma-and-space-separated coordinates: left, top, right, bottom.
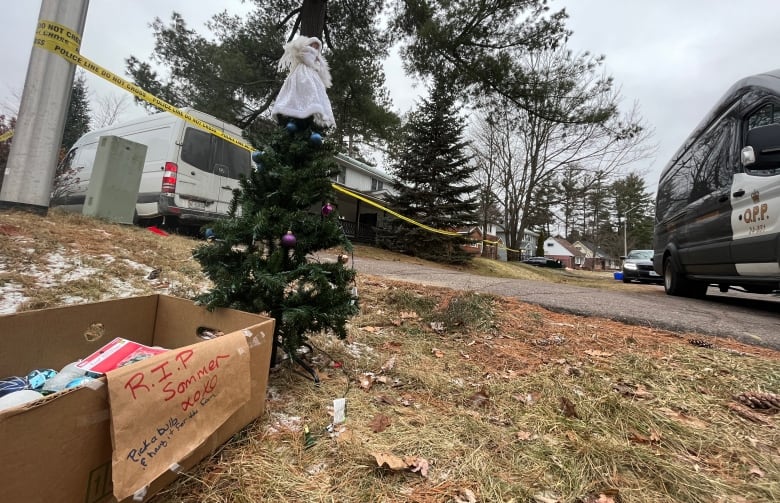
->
205, 228, 216, 241
251, 150, 264, 163
286, 121, 298, 133
310, 132, 323, 145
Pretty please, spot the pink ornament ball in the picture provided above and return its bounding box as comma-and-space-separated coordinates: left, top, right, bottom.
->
281, 231, 297, 248
321, 203, 334, 216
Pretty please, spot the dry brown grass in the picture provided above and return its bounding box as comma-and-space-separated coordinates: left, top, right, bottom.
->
1, 210, 778, 503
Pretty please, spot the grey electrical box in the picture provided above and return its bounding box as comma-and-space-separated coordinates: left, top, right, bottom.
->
82, 135, 147, 224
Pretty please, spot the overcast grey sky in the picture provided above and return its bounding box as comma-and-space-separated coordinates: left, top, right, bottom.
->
3, 1, 780, 191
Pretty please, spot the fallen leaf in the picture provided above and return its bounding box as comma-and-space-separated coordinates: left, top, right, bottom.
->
559, 397, 579, 419
381, 341, 402, 351
370, 413, 392, 433
361, 326, 380, 333
749, 466, 765, 478
513, 392, 540, 406
658, 407, 708, 429
584, 349, 614, 357
613, 381, 655, 400
375, 395, 395, 406
533, 492, 561, 503
372, 452, 407, 471
460, 350, 470, 359
467, 389, 490, 408
454, 488, 477, 503
381, 356, 396, 372
371, 452, 429, 477
359, 373, 375, 391
432, 348, 444, 358
628, 430, 651, 444
400, 311, 419, 319
516, 430, 535, 441
334, 428, 355, 444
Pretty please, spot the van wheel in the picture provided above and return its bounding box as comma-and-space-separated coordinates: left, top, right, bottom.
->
663, 256, 707, 298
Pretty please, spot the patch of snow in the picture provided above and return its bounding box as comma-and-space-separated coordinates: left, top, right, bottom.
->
265, 413, 302, 434
343, 341, 375, 359
0, 283, 28, 314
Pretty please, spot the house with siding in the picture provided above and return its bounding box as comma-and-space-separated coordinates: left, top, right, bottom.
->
572, 240, 619, 270
495, 225, 539, 261
542, 236, 585, 269
332, 154, 396, 243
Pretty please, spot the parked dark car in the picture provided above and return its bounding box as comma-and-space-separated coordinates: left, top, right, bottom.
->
621, 249, 662, 283
522, 256, 564, 269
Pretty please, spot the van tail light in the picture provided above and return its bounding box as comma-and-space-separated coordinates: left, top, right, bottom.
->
162, 162, 178, 193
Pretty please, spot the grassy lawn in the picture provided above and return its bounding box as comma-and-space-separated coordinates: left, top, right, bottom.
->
1, 210, 777, 503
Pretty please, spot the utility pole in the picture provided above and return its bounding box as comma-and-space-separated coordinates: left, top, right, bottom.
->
0, 0, 90, 214
622, 203, 642, 257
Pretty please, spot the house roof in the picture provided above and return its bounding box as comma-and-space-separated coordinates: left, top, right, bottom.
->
574, 240, 611, 258
335, 153, 393, 183
552, 236, 584, 257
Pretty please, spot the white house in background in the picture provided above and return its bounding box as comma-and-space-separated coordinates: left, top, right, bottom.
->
332, 154, 396, 242
543, 236, 585, 269
572, 240, 619, 270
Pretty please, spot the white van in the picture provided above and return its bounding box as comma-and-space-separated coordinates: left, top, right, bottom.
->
50, 108, 251, 230
653, 70, 780, 297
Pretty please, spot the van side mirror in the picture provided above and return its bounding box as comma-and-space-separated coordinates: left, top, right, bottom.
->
741, 146, 755, 166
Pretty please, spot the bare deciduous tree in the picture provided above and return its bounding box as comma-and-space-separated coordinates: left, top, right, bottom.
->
91, 92, 130, 128
471, 46, 656, 258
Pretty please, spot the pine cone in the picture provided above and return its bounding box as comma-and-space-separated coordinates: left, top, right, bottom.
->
688, 338, 713, 348
733, 391, 780, 411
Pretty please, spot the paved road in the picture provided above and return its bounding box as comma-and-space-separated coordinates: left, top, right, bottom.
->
330, 254, 780, 351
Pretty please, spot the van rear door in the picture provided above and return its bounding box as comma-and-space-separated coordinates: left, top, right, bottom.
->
212, 135, 251, 215
178, 127, 223, 214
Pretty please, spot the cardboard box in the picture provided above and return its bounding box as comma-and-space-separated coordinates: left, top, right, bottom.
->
0, 295, 274, 503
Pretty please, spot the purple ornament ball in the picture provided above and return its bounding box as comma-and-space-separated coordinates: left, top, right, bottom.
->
321, 203, 334, 216
281, 231, 297, 248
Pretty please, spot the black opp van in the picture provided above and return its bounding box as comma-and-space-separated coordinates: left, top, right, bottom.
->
653, 69, 780, 297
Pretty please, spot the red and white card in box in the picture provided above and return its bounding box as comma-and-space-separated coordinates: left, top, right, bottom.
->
76, 337, 168, 375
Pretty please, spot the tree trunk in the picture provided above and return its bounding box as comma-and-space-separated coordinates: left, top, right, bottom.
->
300, 0, 327, 40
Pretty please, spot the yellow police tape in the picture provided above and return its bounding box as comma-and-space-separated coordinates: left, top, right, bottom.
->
34, 25, 254, 153
33, 23, 521, 251
0, 130, 13, 143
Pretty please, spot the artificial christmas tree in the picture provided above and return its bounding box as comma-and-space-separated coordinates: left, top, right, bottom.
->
193, 123, 357, 378
193, 35, 356, 380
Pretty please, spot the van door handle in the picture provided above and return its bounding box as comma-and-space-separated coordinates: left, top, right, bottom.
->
718, 195, 729, 203
221, 185, 232, 190
732, 189, 746, 197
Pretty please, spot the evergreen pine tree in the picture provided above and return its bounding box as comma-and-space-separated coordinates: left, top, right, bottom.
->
62, 72, 91, 151
380, 77, 479, 264
192, 120, 358, 370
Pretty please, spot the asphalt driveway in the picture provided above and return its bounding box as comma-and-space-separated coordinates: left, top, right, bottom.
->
335, 255, 780, 351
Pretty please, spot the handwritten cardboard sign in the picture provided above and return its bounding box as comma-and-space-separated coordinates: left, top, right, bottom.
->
105, 331, 251, 501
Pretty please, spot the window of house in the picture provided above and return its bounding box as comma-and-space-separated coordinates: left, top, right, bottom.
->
371, 178, 383, 191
